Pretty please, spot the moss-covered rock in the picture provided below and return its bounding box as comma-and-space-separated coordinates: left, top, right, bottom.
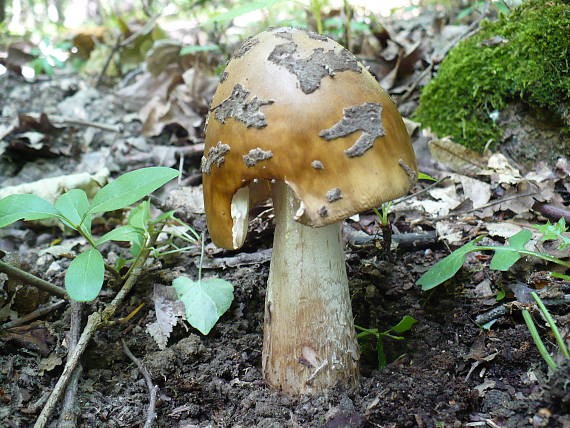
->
414, 0, 570, 153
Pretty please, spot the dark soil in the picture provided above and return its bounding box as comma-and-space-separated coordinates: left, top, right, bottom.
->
1, 233, 568, 427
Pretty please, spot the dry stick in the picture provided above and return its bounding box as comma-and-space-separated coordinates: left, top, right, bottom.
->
0, 260, 67, 300
2, 300, 66, 329
533, 202, 570, 223
121, 340, 159, 428
428, 191, 539, 222
33, 228, 162, 428
58, 302, 83, 428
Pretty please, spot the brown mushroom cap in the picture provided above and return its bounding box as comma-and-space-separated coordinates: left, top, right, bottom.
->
203, 27, 417, 250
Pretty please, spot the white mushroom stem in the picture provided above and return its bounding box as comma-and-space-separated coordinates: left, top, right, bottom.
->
262, 181, 359, 394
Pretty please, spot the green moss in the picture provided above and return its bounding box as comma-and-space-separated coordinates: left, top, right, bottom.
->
414, 0, 570, 152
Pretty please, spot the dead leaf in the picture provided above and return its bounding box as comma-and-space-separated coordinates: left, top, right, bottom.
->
426, 131, 489, 174
450, 173, 492, 208
146, 284, 185, 350
0, 169, 109, 202
38, 352, 63, 375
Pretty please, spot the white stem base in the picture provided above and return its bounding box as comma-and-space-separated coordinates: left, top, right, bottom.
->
262, 182, 359, 394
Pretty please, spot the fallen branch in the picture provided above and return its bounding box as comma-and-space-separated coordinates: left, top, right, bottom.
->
2, 300, 66, 329
58, 302, 83, 428
0, 260, 67, 300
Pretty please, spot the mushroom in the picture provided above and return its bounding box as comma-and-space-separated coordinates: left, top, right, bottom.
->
202, 27, 417, 394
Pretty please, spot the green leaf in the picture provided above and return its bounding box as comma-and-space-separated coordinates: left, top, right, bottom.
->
551, 272, 570, 281
95, 225, 145, 247
206, 0, 284, 24
130, 233, 146, 257
180, 45, 220, 55
388, 315, 418, 334
88, 167, 179, 215
153, 210, 176, 224
535, 218, 567, 241
417, 236, 485, 291
418, 172, 437, 181
55, 189, 92, 236
0, 194, 62, 227
173, 276, 234, 335
128, 200, 151, 231
65, 248, 105, 301
490, 229, 532, 271
534, 219, 570, 250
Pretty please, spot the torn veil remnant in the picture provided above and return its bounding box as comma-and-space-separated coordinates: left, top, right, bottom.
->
243, 148, 273, 167
320, 102, 384, 158
232, 35, 259, 58
201, 141, 230, 174
202, 27, 417, 395
326, 188, 342, 202
212, 84, 273, 128
267, 41, 361, 94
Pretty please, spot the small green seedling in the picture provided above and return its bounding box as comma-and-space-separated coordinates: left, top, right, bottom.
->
0, 167, 179, 301
417, 220, 570, 291
0, 166, 235, 335
522, 292, 570, 370
356, 315, 418, 368
417, 219, 570, 370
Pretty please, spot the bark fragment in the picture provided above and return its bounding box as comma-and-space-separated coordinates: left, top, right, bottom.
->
308, 32, 330, 42
319, 102, 384, 158
212, 84, 274, 128
267, 42, 361, 94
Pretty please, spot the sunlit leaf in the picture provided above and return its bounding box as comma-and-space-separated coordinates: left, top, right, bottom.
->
173, 276, 234, 335
0, 194, 61, 227
88, 167, 179, 214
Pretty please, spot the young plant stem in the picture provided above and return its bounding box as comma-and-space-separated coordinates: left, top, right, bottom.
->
531, 292, 570, 359
522, 309, 557, 370
33, 226, 163, 428
198, 232, 205, 282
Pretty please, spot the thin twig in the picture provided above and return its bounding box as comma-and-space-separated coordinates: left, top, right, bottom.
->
1, 300, 66, 329
428, 191, 539, 222
49, 116, 122, 133
121, 340, 159, 428
392, 175, 451, 206
0, 261, 67, 300
33, 227, 163, 428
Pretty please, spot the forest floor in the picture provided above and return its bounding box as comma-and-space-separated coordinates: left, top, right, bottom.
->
1, 5, 569, 428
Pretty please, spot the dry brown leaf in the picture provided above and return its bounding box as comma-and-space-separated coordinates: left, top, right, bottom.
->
426, 131, 489, 174
146, 284, 185, 350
